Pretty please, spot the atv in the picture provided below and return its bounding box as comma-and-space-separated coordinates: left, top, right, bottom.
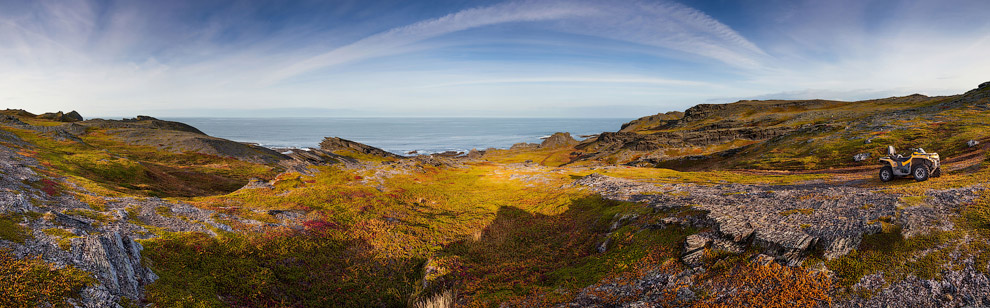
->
878, 146, 941, 182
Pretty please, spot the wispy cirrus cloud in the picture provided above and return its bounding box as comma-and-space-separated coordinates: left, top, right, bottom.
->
267, 0, 768, 84
1, 0, 988, 118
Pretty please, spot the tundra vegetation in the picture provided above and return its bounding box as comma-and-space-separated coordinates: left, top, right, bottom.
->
0, 83, 988, 307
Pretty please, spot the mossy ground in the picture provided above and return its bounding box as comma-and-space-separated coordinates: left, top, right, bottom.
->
0, 249, 94, 308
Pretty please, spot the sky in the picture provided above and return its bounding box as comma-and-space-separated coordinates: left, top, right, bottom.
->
1, 0, 989, 118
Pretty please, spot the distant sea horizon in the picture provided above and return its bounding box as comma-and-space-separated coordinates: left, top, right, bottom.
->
158, 117, 631, 155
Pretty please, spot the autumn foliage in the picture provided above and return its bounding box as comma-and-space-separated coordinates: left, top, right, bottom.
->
694, 262, 832, 308
0, 250, 93, 308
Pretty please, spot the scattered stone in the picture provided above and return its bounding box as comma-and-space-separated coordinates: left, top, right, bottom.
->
967, 140, 980, 148
853, 153, 871, 162
597, 237, 611, 253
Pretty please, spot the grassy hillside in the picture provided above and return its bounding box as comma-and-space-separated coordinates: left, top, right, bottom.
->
566, 83, 990, 170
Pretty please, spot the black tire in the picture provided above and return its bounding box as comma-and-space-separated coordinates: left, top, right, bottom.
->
880, 166, 894, 182
912, 165, 930, 182
932, 167, 942, 178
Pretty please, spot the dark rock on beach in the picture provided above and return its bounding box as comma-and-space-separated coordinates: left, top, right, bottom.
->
320, 137, 401, 159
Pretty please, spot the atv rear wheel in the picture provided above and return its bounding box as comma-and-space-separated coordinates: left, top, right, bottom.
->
912, 165, 930, 182
880, 166, 894, 182
932, 167, 942, 178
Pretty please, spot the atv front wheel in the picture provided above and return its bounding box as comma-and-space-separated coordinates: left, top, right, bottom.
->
880, 166, 894, 182
932, 167, 942, 178
912, 165, 930, 182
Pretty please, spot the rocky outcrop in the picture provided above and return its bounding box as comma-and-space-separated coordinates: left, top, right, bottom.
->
319, 137, 401, 159
78, 232, 157, 300
37, 110, 84, 122
538, 132, 578, 149
579, 126, 799, 153
80, 116, 205, 135
109, 128, 288, 164
575, 174, 982, 265
618, 111, 684, 132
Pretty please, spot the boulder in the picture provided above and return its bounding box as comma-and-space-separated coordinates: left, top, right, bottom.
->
967, 140, 980, 148
684, 234, 710, 253
853, 153, 871, 162
465, 149, 485, 159
538, 132, 579, 149
63, 110, 84, 122
319, 137, 401, 159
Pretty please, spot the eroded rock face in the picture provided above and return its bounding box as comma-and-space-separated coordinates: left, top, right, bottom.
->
77, 232, 157, 300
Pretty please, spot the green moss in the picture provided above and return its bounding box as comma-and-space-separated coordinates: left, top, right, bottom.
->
154, 206, 173, 218
141, 231, 422, 307
780, 208, 815, 216
826, 225, 953, 289
899, 196, 929, 208
0, 214, 31, 244
62, 209, 111, 223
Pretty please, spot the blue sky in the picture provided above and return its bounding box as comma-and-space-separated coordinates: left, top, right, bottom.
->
1, 0, 989, 118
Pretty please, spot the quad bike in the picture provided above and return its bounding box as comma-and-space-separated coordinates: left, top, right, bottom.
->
878, 146, 941, 182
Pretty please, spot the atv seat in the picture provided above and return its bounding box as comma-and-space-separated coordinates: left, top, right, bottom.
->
888, 146, 910, 163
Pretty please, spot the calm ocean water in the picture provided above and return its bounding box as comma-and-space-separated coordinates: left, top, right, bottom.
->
164, 117, 630, 155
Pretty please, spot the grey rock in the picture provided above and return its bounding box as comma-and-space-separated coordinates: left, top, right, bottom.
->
968, 140, 980, 148
853, 153, 871, 162
684, 234, 710, 253
77, 232, 157, 300
597, 236, 611, 253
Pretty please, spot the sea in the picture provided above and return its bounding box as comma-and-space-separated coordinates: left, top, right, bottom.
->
164, 117, 630, 155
